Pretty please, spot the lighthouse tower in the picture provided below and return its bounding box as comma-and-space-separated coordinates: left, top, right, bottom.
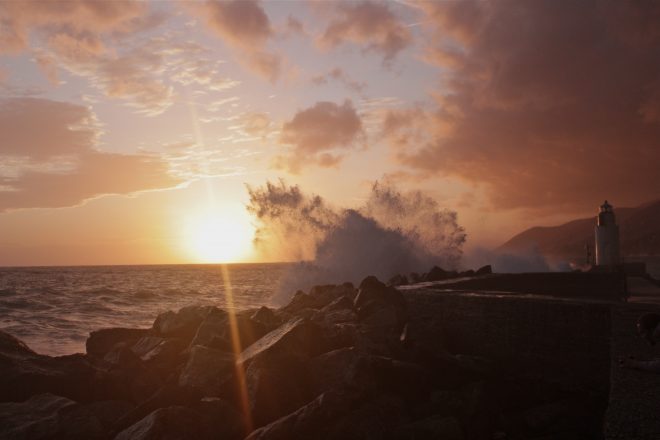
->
595, 200, 620, 266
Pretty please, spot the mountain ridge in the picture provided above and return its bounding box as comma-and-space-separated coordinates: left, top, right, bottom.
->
499, 200, 660, 259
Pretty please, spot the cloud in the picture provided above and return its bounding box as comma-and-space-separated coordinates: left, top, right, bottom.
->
319, 1, 412, 65
0, 0, 148, 55
311, 67, 366, 94
0, 98, 180, 211
192, 0, 282, 81
277, 100, 365, 172
382, 0, 660, 212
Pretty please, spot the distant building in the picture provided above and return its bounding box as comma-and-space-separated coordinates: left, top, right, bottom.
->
595, 200, 620, 266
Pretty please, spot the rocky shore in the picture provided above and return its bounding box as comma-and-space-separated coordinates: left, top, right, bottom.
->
0, 272, 604, 439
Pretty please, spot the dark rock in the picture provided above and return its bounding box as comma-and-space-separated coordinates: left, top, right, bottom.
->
252, 306, 281, 330
114, 406, 210, 440
178, 346, 235, 397
425, 266, 459, 282
244, 351, 312, 428
131, 336, 186, 366
387, 274, 409, 287
308, 347, 375, 397
324, 394, 407, 440
237, 318, 327, 367
190, 310, 267, 352
354, 278, 408, 334
83, 400, 135, 430
111, 382, 201, 435
390, 415, 463, 440
152, 305, 217, 341
459, 269, 475, 278
0, 393, 104, 440
245, 388, 364, 440
359, 275, 386, 291
475, 265, 493, 276
0, 331, 98, 402
194, 397, 245, 440
313, 296, 358, 327
86, 328, 149, 358
282, 284, 357, 315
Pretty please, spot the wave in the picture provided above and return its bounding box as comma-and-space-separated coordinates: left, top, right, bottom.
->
247, 180, 467, 305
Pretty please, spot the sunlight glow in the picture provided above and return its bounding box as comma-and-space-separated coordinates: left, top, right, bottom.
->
183, 208, 253, 263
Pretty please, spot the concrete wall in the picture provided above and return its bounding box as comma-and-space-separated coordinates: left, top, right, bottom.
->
404, 289, 612, 398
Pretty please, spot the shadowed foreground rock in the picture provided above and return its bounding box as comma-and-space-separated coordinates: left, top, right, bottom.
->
0, 275, 609, 439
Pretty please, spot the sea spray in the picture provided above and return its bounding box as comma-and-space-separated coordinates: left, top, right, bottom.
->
246, 180, 466, 304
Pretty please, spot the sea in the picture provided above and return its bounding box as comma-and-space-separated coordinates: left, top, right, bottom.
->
0, 263, 289, 356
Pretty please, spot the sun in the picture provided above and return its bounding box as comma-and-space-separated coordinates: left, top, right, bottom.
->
183, 208, 254, 263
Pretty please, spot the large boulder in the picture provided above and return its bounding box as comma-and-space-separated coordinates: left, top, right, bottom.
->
86, 328, 149, 358
245, 388, 363, 440
237, 318, 327, 367
354, 276, 408, 334
0, 331, 98, 402
0, 393, 104, 440
131, 336, 186, 367
114, 406, 210, 440
189, 310, 267, 352
475, 265, 493, 276
425, 266, 459, 282
281, 284, 357, 315
251, 306, 281, 331
178, 346, 235, 397
244, 352, 312, 428
390, 415, 464, 440
152, 305, 217, 341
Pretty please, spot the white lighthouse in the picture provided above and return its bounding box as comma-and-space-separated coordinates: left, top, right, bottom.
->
595, 200, 620, 266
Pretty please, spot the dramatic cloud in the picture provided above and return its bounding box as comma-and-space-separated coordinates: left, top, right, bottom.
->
277, 100, 365, 172
0, 0, 148, 55
193, 0, 282, 81
0, 98, 180, 211
311, 67, 366, 94
319, 1, 412, 65
383, 0, 660, 212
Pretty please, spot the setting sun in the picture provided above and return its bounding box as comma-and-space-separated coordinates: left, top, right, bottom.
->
183, 208, 254, 263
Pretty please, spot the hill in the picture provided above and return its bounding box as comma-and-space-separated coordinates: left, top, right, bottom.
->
499, 200, 660, 259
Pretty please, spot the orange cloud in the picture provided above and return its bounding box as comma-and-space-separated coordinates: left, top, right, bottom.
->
277, 100, 365, 173
0, 98, 181, 211
192, 0, 282, 81
311, 67, 366, 94
0, 0, 148, 55
319, 1, 412, 65
382, 1, 660, 212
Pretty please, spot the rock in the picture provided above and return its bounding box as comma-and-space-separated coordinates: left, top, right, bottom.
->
459, 269, 475, 277
425, 266, 459, 282
387, 274, 409, 287
391, 415, 464, 440
114, 406, 210, 440
83, 400, 135, 430
131, 336, 186, 365
190, 310, 267, 352
152, 305, 217, 341
0, 393, 104, 440
0, 331, 97, 402
245, 388, 363, 440
244, 351, 313, 428
313, 296, 358, 327
178, 346, 235, 397
111, 382, 201, 435
354, 277, 408, 334
237, 318, 327, 367
475, 265, 493, 276
308, 348, 375, 396
281, 284, 357, 315
324, 394, 406, 439
252, 306, 281, 330
194, 397, 245, 440
86, 328, 149, 358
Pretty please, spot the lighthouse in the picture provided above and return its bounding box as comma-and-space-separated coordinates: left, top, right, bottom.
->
595, 200, 620, 266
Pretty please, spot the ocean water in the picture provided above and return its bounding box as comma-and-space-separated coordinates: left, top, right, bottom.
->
0, 263, 288, 356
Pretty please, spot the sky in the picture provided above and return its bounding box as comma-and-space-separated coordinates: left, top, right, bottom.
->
1, 0, 659, 266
